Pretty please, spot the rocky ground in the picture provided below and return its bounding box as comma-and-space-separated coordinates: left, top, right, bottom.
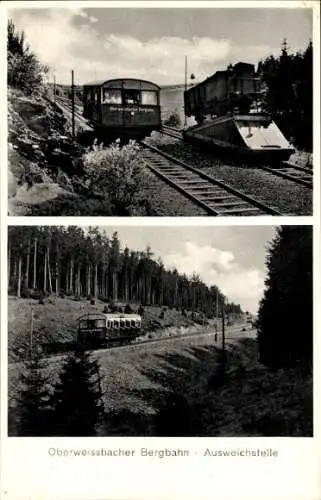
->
8, 87, 86, 215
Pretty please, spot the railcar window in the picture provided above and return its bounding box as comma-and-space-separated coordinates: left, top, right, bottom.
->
141, 91, 157, 105
131, 320, 136, 327
80, 320, 87, 329
96, 319, 105, 328
120, 319, 126, 329
123, 90, 140, 105
126, 320, 131, 328
87, 319, 96, 329
102, 89, 122, 104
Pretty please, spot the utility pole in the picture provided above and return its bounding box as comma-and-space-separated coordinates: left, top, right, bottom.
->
184, 55, 187, 127
30, 309, 34, 359
214, 289, 219, 342
71, 69, 75, 139
221, 298, 226, 372
53, 74, 56, 102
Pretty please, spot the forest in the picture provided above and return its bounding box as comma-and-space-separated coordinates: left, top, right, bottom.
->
7, 226, 242, 317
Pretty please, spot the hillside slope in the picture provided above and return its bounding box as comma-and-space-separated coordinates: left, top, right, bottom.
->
8, 296, 215, 362
8, 87, 84, 215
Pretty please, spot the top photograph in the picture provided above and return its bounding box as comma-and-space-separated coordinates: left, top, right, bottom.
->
7, 6, 315, 217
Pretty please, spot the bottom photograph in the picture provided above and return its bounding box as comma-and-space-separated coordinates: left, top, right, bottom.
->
7, 225, 312, 437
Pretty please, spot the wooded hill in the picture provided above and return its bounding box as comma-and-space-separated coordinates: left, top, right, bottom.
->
8, 226, 242, 316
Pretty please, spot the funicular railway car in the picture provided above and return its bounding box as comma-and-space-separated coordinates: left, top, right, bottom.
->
77, 312, 143, 348
83, 78, 162, 140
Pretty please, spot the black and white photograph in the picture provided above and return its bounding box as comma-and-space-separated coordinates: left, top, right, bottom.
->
7, 6, 313, 216
1, 1, 320, 499
7, 225, 313, 437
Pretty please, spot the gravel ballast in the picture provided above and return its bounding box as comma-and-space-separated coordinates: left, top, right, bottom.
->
146, 133, 312, 216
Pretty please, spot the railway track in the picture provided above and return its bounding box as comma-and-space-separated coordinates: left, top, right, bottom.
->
160, 127, 313, 189
141, 141, 282, 216
9, 325, 254, 367
9, 328, 223, 366
55, 96, 91, 129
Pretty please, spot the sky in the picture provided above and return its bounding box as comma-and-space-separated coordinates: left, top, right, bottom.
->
8, 6, 313, 85
97, 225, 277, 314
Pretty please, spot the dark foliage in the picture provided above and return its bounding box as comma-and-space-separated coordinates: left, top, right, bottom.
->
7, 20, 48, 95
257, 226, 313, 368
164, 111, 181, 128
8, 226, 243, 315
124, 303, 133, 314
258, 40, 313, 151
154, 393, 194, 436
48, 348, 104, 436
12, 351, 52, 436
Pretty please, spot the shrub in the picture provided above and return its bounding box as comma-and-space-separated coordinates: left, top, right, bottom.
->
138, 305, 145, 316
7, 20, 48, 95
82, 140, 153, 215
164, 111, 181, 128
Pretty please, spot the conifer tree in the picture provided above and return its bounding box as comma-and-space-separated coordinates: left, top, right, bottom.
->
13, 350, 52, 436
257, 226, 312, 368
49, 347, 104, 436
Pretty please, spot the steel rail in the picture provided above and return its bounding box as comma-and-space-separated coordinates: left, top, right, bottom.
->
160, 128, 313, 189
141, 141, 283, 216
259, 163, 313, 189
9, 328, 221, 366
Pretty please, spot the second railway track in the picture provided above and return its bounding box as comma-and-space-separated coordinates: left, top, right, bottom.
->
141, 140, 282, 216
160, 127, 313, 189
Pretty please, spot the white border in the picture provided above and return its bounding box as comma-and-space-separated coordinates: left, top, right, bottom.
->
1, 2, 320, 500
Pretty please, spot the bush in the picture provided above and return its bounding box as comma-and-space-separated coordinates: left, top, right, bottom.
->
7, 20, 48, 95
82, 140, 153, 215
124, 304, 132, 314
164, 111, 181, 128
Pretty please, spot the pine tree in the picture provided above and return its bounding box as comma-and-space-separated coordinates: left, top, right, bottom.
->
49, 348, 104, 436
257, 226, 312, 368
13, 350, 52, 436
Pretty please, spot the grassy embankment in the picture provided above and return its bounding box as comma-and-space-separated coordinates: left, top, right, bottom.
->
8, 297, 312, 437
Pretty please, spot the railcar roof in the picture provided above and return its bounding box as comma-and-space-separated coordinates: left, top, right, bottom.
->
83, 78, 160, 89
104, 313, 142, 320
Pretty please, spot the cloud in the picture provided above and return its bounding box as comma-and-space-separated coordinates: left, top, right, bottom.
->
9, 9, 277, 85
162, 242, 265, 313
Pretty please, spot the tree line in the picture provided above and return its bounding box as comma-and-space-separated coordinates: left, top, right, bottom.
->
258, 39, 313, 151
8, 226, 242, 316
